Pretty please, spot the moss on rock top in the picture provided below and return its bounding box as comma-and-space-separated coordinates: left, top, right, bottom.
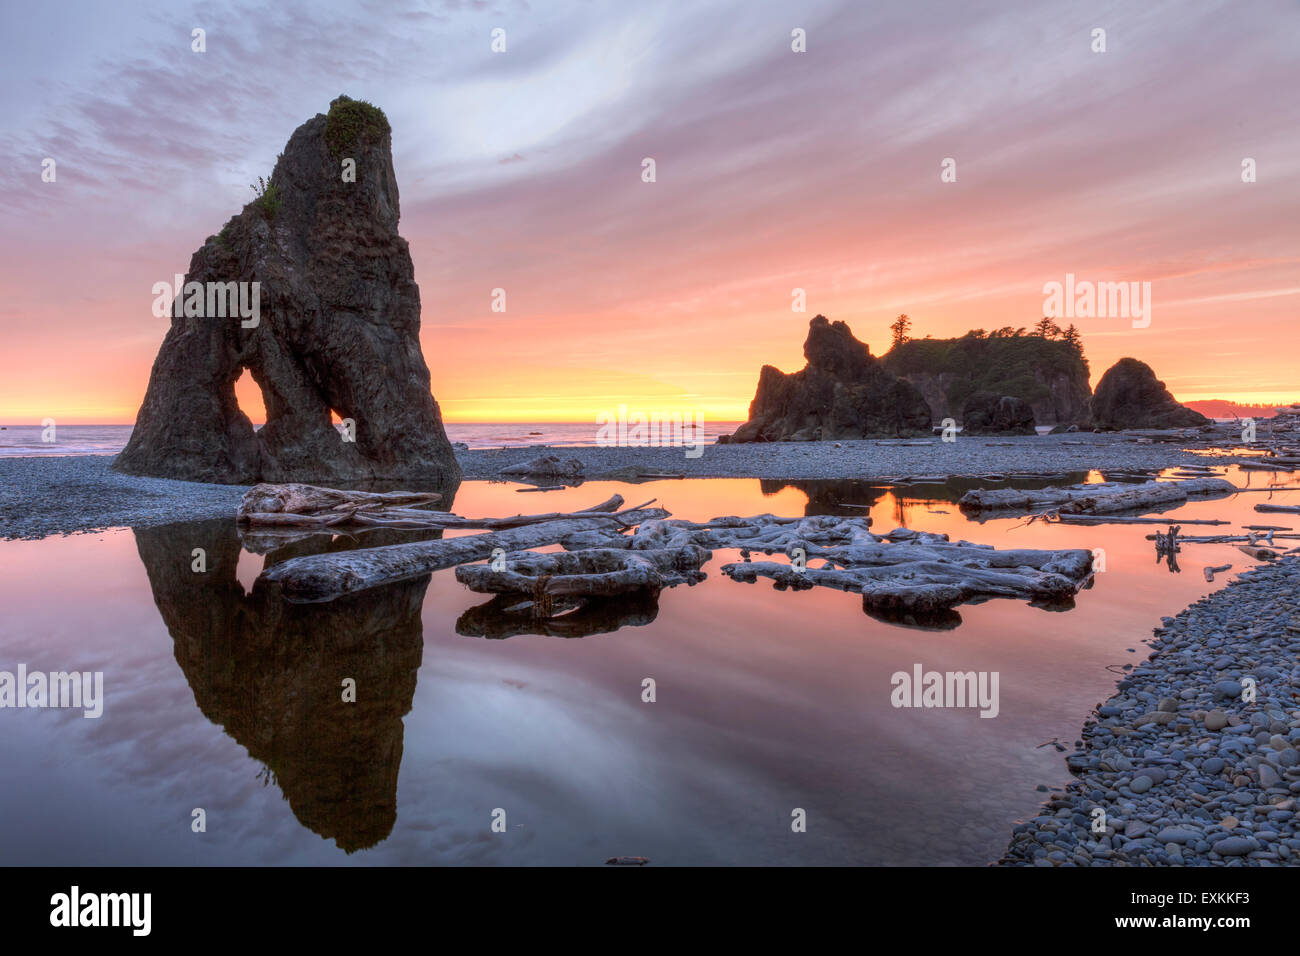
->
323, 95, 391, 157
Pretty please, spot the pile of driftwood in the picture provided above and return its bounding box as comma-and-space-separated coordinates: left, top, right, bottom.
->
959, 477, 1237, 518
238, 483, 445, 525
720, 531, 1094, 613
237, 482, 655, 532
244, 484, 1097, 618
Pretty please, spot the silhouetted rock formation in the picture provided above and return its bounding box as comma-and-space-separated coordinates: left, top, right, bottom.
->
961, 392, 1036, 435
133, 518, 432, 852
115, 96, 460, 485
882, 331, 1091, 427
1090, 358, 1210, 430
720, 316, 932, 442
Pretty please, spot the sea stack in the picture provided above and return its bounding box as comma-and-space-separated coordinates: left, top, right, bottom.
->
1090, 357, 1210, 430
961, 393, 1036, 435
880, 330, 1092, 428
114, 96, 461, 485
720, 315, 932, 442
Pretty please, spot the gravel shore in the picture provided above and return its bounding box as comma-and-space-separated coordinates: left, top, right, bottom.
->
0, 456, 247, 540
458, 431, 1214, 481
0, 433, 1220, 540
999, 557, 1300, 866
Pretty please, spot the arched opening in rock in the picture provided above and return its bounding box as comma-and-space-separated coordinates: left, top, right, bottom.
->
234, 367, 269, 430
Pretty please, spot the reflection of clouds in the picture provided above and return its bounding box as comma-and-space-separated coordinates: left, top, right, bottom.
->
0, 474, 1297, 863
386, 640, 814, 866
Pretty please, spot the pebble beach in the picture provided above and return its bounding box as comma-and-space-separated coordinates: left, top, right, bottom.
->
1000, 557, 1300, 866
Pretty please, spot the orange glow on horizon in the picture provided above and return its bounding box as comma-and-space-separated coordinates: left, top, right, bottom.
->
5, 380, 1296, 427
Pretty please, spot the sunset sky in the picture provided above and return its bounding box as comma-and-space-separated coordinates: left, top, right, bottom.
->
2, 0, 1297, 424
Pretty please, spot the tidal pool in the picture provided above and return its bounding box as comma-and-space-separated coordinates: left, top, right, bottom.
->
0, 468, 1292, 865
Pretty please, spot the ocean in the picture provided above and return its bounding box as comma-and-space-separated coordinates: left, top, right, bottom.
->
0, 422, 745, 457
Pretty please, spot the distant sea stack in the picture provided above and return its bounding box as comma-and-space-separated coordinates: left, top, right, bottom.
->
719, 316, 932, 443
1090, 358, 1210, 430
881, 329, 1091, 428
114, 96, 461, 486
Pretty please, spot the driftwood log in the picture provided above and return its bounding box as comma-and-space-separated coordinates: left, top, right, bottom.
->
1051, 514, 1229, 526
959, 478, 1237, 516
1144, 531, 1298, 544
454, 546, 710, 600
260, 507, 669, 602
1237, 544, 1279, 561
1203, 563, 1232, 582
499, 455, 584, 478
721, 538, 1094, 614
237, 483, 443, 526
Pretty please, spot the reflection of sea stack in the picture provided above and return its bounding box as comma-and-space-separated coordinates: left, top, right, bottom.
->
133, 519, 430, 852
758, 479, 890, 516
114, 96, 459, 485
721, 316, 932, 442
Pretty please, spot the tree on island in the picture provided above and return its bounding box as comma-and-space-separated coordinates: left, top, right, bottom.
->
880, 320, 1092, 420
1060, 323, 1082, 352
889, 314, 912, 349
1033, 317, 1062, 339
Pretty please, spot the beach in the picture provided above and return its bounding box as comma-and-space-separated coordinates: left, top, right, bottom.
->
0, 432, 1238, 540
1000, 557, 1300, 866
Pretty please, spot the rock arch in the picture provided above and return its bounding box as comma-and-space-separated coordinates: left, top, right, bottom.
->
114, 96, 460, 486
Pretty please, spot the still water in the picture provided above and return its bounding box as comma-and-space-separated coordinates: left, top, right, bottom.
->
0, 469, 1293, 865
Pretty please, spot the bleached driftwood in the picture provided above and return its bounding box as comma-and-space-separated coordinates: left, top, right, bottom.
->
255, 503, 1098, 619
341, 495, 646, 531
499, 455, 584, 478
959, 478, 1237, 516
455, 546, 710, 599
239, 480, 635, 532
237, 483, 442, 524
260, 507, 670, 602
1145, 531, 1298, 544
721, 539, 1094, 614
1237, 544, 1279, 561
1255, 503, 1300, 514
615, 514, 1094, 614
1203, 563, 1232, 582
1052, 514, 1229, 526
630, 513, 879, 553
